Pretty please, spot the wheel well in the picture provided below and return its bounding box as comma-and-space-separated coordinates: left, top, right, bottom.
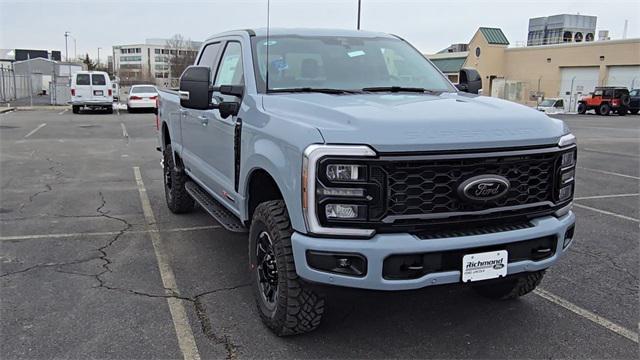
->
162, 122, 171, 147
247, 169, 283, 222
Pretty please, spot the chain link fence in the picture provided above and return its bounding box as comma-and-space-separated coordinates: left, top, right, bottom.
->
0, 63, 74, 106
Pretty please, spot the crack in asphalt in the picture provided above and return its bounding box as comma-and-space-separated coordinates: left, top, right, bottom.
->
16, 156, 64, 215
4, 189, 246, 358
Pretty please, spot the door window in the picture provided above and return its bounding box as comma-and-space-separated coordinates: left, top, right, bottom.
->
76, 74, 90, 85
214, 42, 244, 86
197, 42, 222, 76
91, 74, 106, 85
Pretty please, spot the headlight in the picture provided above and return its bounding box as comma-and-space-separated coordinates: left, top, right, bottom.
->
302, 145, 377, 237
558, 183, 573, 201
561, 151, 575, 168
556, 140, 576, 203
326, 164, 366, 181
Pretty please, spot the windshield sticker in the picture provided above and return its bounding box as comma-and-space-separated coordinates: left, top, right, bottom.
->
263, 40, 278, 46
347, 50, 365, 58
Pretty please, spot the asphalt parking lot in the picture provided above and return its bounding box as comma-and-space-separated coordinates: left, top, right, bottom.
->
1, 108, 638, 359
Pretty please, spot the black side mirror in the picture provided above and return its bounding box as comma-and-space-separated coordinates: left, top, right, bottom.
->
218, 102, 240, 119
180, 66, 212, 110
215, 85, 244, 98
457, 68, 482, 94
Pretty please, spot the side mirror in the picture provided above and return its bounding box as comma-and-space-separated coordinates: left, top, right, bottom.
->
457, 68, 482, 94
218, 102, 240, 119
215, 85, 244, 98
180, 65, 213, 110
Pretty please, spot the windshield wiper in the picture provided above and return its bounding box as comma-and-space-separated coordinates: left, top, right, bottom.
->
361, 86, 442, 94
269, 87, 360, 95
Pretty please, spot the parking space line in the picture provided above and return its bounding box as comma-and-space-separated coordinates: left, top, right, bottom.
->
58, 109, 68, 115
578, 167, 640, 181
133, 166, 201, 360
534, 288, 639, 344
574, 193, 639, 200
24, 123, 46, 138
573, 203, 639, 223
582, 148, 638, 158
0, 225, 221, 242
121, 123, 129, 138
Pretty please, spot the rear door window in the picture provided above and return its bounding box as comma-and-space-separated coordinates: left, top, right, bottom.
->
91, 74, 106, 85
76, 74, 90, 85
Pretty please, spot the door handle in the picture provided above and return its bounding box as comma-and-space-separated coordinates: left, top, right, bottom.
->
198, 115, 209, 126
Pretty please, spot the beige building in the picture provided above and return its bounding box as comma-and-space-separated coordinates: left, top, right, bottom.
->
428, 27, 640, 111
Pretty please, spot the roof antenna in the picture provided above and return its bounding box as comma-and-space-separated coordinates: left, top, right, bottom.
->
265, 0, 271, 93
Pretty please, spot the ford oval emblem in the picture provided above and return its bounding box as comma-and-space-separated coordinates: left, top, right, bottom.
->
458, 175, 510, 202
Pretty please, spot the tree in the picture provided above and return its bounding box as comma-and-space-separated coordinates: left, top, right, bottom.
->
80, 53, 97, 71
165, 34, 198, 86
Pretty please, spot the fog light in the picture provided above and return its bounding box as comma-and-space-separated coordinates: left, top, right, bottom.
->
326, 204, 361, 219
558, 184, 573, 201
563, 225, 575, 248
337, 258, 351, 268
306, 251, 367, 277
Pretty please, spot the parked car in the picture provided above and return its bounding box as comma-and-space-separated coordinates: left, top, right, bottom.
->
577, 86, 630, 116
158, 28, 576, 336
536, 98, 565, 114
127, 85, 158, 112
112, 82, 120, 102
628, 89, 639, 115
70, 71, 113, 114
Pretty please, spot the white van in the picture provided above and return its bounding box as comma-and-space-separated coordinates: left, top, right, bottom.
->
71, 71, 114, 114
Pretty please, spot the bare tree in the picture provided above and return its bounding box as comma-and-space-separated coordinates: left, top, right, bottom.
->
165, 34, 198, 86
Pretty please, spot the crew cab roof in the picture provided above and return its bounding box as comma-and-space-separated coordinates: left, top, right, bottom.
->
204, 28, 395, 42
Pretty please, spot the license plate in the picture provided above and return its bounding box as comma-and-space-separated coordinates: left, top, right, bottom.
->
94, 90, 103, 96
462, 250, 508, 282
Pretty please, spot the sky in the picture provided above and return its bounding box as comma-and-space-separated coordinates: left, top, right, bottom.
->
1, 0, 639, 61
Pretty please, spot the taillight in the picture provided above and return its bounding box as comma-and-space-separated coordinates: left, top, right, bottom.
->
149, 95, 158, 100
130, 95, 142, 100
71, 89, 75, 96
612, 99, 619, 105
155, 98, 160, 130
108, 89, 112, 96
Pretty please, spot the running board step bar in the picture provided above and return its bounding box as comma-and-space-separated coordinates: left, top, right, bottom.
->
184, 181, 248, 233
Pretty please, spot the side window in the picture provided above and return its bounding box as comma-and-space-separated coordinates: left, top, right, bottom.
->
76, 74, 90, 85
197, 42, 221, 76
214, 42, 244, 86
91, 74, 106, 85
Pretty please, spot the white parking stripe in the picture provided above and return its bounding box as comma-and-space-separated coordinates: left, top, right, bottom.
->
578, 167, 640, 181
133, 166, 201, 360
534, 288, 639, 343
0, 225, 221, 242
24, 123, 46, 138
573, 203, 639, 223
583, 148, 638, 158
574, 193, 639, 200
58, 109, 68, 115
121, 123, 129, 138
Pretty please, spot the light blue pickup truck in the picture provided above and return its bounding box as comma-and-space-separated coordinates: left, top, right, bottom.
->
157, 28, 577, 336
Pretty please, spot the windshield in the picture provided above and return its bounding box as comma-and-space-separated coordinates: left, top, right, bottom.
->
131, 86, 157, 94
251, 35, 454, 93
539, 99, 556, 107
631, 90, 639, 96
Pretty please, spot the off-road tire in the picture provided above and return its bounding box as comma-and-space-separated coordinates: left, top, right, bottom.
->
249, 200, 325, 336
617, 106, 627, 116
472, 270, 545, 300
630, 109, 639, 115
598, 103, 610, 116
577, 103, 587, 114
163, 145, 194, 213
72, 105, 80, 114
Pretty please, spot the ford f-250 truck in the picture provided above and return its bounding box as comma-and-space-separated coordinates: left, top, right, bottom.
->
157, 28, 577, 336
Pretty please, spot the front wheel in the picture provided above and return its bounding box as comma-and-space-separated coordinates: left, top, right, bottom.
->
163, 145, 194, 213
577, 103, 587, 114
472, 270, 545, 300
249, 200, 325, 336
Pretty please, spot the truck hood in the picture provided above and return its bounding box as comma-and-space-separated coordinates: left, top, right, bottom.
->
262, 92, 569, 152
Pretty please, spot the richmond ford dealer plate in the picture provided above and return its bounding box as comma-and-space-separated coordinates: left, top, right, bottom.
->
462, 250, 508, 282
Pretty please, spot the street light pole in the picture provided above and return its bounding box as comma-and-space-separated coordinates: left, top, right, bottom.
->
64, 31, 70, 62
97, 47, 102, 68
357, 0, 362, 30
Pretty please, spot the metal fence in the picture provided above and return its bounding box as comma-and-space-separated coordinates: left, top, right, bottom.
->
0, 63, 72, 105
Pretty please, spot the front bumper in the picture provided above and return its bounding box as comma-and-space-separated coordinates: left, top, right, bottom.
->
291, 211, 575, 291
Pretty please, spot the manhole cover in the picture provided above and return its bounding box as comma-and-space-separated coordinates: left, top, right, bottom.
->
0, 125, 19, 129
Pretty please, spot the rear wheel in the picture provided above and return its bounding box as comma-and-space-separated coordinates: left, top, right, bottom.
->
597, 103, 610, 116
163, 145, 194, 213
630, 109, 639, 115
617, 106, 627, 116
472, 270, 545, 300
72, 105, 80, 114
106, 106, 113, 114
577, 103, 587, 114
249, 200, 325, 336
127, 106, 134, 113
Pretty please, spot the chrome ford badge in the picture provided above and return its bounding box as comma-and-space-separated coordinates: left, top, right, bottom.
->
458, 175, 510, 202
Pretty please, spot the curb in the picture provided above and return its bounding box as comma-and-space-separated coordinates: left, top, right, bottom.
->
0, 107, 16, 114
15, 105, 71, 111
